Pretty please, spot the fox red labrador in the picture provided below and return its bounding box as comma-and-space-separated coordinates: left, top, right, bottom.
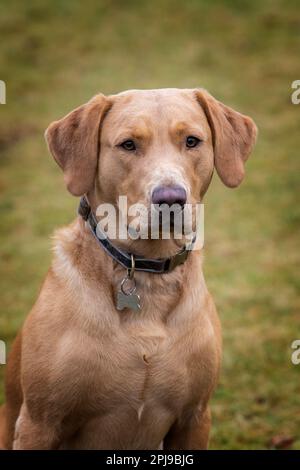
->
0, 88, 257, 449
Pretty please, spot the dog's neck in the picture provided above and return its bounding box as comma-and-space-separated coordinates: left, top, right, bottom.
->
52, 216, 203, 321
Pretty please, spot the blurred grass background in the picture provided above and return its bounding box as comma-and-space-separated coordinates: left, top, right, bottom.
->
0, 0, 300, 449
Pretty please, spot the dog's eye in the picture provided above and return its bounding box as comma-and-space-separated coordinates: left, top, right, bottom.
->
120, 140, 136, 151
186, 136, 201, 148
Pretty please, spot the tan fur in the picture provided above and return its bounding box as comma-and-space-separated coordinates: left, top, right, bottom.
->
0, 88, 256, 449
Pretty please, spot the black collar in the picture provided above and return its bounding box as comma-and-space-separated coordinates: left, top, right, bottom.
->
78, 196, 194, 274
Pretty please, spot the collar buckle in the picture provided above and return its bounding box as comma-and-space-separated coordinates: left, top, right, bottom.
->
167, 249, 189, 272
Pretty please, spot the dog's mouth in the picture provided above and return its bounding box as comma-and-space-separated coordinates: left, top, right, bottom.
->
158, 210, 178, 228
149, 203, 192, 238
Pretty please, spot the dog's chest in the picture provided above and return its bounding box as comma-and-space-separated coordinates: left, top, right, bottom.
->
77, 319, 206, 418
58, 312, 216, 449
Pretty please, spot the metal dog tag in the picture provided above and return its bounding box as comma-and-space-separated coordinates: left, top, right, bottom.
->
117, 290, 141, 311
116, 276, 141, 312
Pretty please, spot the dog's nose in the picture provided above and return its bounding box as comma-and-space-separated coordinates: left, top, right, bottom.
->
151, 185, 187, 208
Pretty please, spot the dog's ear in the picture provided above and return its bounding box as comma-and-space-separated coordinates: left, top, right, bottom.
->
195, 89, 257, 188
45, 94, 110, 196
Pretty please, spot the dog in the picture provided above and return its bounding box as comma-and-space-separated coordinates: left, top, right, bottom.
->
0, 88, 257, 449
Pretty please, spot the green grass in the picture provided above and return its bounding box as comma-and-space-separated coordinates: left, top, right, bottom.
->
0, 0, 300, 449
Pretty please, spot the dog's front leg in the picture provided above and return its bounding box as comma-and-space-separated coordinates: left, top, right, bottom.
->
163, 406, 211, 450
13, 403, 60, 450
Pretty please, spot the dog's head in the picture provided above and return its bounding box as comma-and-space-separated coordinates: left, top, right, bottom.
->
45, 89, 257, 239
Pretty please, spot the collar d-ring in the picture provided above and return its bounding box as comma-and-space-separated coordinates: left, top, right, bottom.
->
128, 254, 135, 279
